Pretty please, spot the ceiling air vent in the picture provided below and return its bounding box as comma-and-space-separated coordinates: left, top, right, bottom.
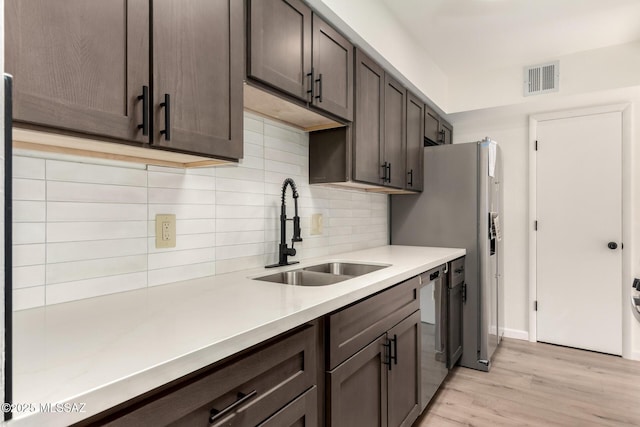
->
524, 61, 559, 96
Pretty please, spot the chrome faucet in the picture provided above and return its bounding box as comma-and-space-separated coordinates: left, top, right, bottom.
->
266, 178, 303, 268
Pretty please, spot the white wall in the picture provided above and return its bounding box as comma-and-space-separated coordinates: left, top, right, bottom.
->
448, 41, 640, 113
450, 87, 640, 357
12, 112, 389, 310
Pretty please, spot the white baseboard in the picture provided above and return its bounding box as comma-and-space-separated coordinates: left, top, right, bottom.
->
502, 328, 529, 341
628, 351, 640, 361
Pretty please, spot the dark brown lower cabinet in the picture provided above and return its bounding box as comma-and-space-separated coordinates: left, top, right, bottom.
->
90, 324, 317, 427
387, 311, 421, 427
327, 310, 421, 427
328, 335, 389, 427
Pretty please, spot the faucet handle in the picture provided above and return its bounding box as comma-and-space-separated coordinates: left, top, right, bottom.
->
292, 216, 303, 242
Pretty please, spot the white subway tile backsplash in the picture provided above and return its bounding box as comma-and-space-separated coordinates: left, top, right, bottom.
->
13, 201, 46, 222
14, 244, 46, 267
47, 238, 148, 263
47, 181, 147, 203
13, 223, 45, 245
215, 255, 264, 275
13, 265, 46, 289
13, 178, 46, 201
47, 221, 147, 242
47, 202, 147, 222
46, 272, 148, 305
215, 243, 264, 260
148, 204, 215, 220
148, 262, 215, 287
216, 205, 264, 219
46, 159, 147, 186
215, 192, 264, 206
13, 156, 45, 179
148, 247, 215, 270
148, 171, 215, 190
12, 112, 388, 310
14, 286, 46, 311
173, 219, 216, 235
216, 218, 264, 232
216, 230, 265, 246
46, 255, 147, 285
148, 187, 215, 205
216, 177, 265, 193
147, 233, 215, 253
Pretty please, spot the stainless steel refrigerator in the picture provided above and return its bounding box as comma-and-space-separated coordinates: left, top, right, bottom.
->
391, 140, 503, 372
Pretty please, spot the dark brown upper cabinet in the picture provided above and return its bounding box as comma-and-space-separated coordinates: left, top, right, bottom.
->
5, 0, 243, 161
440, 119, 453, 144
424, 106, 440, 145
383, 75, 406, 189
247, 0, 353, 122
247, 0, 312, 102
353, 49, 385, 186
311, 14, 353, 121
425, 106, 453, 146
405, 92, 424, 192
152, 0, 243, 159
5, 0, 149, 143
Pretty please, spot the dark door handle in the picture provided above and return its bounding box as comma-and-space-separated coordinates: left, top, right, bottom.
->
438, 129, 446, 144
382, 339, 392, 370
381, 162, 388, 182
306, 68, 314, 102
386, 163, 391, 184
407, 169, 413, 187
315, 73, 323, 102
209, 390, 257, 423
160, 93, 171, 141
137, 86, 149, 136
391, 334, 398, 365
608, 242, 618, 250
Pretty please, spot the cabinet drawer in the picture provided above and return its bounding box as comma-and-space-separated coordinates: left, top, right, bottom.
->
449, 257, 465, 287
327, 277, 419, 369
106, 324, 316, 426
258, 386, 317, 427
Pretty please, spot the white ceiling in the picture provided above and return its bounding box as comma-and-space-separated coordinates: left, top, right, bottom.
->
379, 0, 640, 77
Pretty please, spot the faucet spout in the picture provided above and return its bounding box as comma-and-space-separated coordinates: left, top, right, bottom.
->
266, 178, 303, 268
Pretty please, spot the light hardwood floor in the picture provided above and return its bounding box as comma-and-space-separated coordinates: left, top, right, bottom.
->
414, 338, 640, 426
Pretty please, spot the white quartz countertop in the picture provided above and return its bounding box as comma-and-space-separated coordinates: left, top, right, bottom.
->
9, 245, 464, 426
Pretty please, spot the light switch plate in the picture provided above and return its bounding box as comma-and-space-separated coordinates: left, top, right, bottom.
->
311, 213, 323, 235
155, 214, 176, 248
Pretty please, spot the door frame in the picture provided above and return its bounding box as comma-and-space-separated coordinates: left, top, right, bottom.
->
528, 103, 633, 359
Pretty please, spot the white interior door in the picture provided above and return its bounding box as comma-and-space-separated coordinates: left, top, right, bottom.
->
536, 111, 622, 355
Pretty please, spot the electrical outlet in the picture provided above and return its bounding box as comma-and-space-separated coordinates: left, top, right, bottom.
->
311, 213, 323, 235
155, 214, 176, 248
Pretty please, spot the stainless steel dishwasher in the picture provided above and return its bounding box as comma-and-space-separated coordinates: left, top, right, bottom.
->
419, 258, 464, 410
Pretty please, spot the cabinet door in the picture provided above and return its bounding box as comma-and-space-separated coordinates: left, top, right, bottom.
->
387, 311, 421, 427
424, 107, 440, 145
311, 14, 353, 121
383, 75, 406, 189
258, 386, 317, 427
328, 335, 388, 427
248, 0, 312, 102
153, 0, 243, 159
405, 93, 424, 191
440, 120, 453, 145
353, 50, 384, 186
5, 0, 149, 142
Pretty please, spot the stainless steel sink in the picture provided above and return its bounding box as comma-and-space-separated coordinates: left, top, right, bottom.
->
255, 270, 352, 286
253, 262, 390, 286
302, 262, 389, 276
